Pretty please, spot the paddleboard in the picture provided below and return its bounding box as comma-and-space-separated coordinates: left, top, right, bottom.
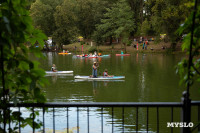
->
74, 75, 125, 80
46, 71, 73, 74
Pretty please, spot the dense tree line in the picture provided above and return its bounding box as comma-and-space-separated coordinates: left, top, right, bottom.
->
30, 0, 192, 48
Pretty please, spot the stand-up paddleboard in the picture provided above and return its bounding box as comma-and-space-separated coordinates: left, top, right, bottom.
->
58, 53, 72, 55
74, 75, 125, 80
45, 73, 73, 77
74, 79, 124, 82
46, 71, 73, 74
116, 54, 130, 56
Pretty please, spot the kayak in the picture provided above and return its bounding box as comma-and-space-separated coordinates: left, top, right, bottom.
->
46, 71, 73, 74
58, 53, 72, 55
116, 54, 130, 56
76, 54, 110, 58
76, 54, 88, 57
74, 75, 125, 80
101, 54, 110, 57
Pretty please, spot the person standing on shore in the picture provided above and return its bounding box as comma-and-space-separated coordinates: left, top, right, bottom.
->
143, 42, 145, 49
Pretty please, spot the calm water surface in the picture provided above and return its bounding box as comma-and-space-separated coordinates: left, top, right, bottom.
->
29, 52, 200, 133
41, 52, 199, 102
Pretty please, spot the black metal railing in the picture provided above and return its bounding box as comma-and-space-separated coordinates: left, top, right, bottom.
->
4, 101, 199, 133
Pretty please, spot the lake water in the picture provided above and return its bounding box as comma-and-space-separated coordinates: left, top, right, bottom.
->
26, 52, 200, 133
41, 52, 199, 102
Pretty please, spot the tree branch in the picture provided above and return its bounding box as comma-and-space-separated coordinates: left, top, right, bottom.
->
192, 65, 200, 75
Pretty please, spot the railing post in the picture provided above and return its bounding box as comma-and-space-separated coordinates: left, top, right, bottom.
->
181, 91, 191, 133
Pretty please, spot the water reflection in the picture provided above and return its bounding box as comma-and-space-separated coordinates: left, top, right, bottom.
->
43, 52, 56, 67
45, 74, 73, 83
92, 81, 98, 95
37, 52, 200, 133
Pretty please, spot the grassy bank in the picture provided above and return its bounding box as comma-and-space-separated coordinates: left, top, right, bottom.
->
63, 41, 183, 54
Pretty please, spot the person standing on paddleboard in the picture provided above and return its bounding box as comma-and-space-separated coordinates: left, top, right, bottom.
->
92, 62, 98, 78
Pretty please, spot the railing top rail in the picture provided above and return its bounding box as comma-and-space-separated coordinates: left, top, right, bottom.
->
8, 102, 184, 107
191, 101, 200, 105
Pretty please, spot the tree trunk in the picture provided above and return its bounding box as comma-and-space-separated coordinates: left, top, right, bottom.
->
59, 43, 63, 51
124, 43, 127, 53
140, 0, 143, 24
109, 36, 113, 45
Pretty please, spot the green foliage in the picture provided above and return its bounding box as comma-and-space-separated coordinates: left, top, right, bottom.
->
95, 0, 135, 44
127, 40, 132, 46
80, 41, 85, 45
29, 0, 193, 46
53, 0, 79, 46
149, 0, 191, 43
0, 0, 47, 131
176, 1, 200, 88
75, 0, 109, 39
140, 19, 152, 36
30, 0, 61, 36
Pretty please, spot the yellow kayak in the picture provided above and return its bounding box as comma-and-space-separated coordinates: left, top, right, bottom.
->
58, 53, 71, 55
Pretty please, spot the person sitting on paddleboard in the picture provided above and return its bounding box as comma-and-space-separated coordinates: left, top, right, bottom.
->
51, 64, 57, 72
94, 51, 97, 56
103, 69, 113, 77
92, 62, 98, 78
121, 50, 124, 55
103, 69, 109, 77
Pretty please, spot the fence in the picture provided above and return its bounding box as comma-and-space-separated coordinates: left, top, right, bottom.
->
3, 99, 199, 133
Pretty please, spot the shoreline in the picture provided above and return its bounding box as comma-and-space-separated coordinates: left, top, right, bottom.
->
61, 41, 184, 54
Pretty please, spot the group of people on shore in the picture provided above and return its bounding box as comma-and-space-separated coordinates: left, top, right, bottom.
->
142, 41, 148, 50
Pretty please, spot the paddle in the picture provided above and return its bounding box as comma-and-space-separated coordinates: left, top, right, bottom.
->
96, 59, 102, 76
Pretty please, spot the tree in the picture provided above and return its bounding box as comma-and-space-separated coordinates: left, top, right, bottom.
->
176, 0, 200, 88
30, 0, 54, 36
74, 0, 110, 39
149, 0, 191, 43
95, 0, 135, 46
53, 0, 79, 48
0, 0, 47, 132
